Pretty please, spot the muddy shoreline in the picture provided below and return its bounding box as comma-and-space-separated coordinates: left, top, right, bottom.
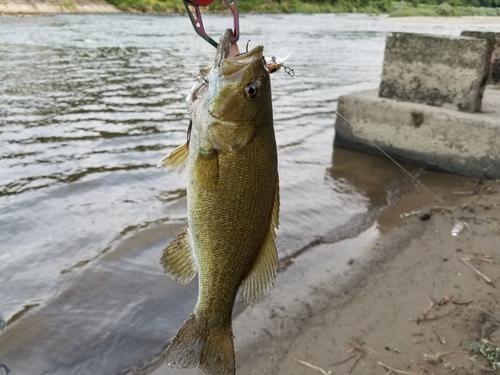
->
233, 171, 500, 375
146, 158, 500, 375
381, 16, 500, 23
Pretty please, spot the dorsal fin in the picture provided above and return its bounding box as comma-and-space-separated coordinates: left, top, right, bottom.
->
160, 226, 197, 285
239, 177, 280, 305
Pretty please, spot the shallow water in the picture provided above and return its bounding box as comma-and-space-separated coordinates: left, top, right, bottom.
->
0, 13, 497, 375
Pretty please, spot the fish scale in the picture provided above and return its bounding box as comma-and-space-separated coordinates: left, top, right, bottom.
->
190, 136, 277, 326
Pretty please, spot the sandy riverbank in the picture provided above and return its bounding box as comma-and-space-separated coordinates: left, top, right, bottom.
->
381, 15, 500, 23
0, 0, 118, 14
147, 163, 500, 375
233, 172, 500, 375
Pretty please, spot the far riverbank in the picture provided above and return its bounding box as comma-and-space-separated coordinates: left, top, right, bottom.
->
383, 15, 500, 22
2, 0, 500, 18
0, 0, 118, 14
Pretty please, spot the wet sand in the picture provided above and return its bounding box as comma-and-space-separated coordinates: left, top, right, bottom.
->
233, 172, 500, 375
381, 15, 500, 24
149, 162, 500, 375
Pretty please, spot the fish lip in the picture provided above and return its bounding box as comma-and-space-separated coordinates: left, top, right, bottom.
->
215, 29, 235, 67
215, 29, 264, 69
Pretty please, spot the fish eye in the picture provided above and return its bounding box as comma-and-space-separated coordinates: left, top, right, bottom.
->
245, 82, 259, 100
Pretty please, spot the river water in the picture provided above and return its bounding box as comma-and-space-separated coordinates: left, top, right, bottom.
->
0, 13, 498, 375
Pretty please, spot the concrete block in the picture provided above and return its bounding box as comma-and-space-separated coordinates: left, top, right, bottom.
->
379, 32, 491, 113
334, 88, 500, 179
461, 31, 500, 85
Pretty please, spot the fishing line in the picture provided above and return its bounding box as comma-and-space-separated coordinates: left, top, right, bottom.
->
278, 63, 468, 230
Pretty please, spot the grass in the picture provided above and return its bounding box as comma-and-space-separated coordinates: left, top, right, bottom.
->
469, 340, 500, 371
456, 4, 500, 14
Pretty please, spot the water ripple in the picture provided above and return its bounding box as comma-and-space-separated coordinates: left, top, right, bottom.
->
1, 13, 499, 375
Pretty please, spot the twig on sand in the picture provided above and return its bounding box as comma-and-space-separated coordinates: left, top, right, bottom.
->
423, 351, 454, 364
414, 295, 457, 323
463, 221, 474, 234
348, 354, 364, 374
416, 297, 435, 323
451, 299, 473, 305
478, 305, 500, 323
295, 359, 331, 375
337, 340, 375, 373
331, 354, 358, 367
377, 361, 422, 375
471, 256, 494, 263
459, 258, 493, 285
432, 324, 446, 344
430, 206, 453, 214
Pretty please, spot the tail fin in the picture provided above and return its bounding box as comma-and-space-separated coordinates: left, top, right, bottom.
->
165, 313, 235, 375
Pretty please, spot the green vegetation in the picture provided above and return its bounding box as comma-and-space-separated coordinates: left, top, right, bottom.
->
105, 0, 500, 16
469, 340, 500, 371
62, 0, 76, 9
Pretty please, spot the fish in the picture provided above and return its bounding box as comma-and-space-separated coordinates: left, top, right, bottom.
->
157, 29, 279, 375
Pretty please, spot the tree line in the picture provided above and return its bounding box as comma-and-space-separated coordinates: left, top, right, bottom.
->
106, 0, 500, 17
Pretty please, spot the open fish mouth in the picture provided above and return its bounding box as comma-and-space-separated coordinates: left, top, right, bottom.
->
215, 29, 239, 64
215, 29, 265, 78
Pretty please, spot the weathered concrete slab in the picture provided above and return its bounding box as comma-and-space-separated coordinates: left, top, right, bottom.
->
461, 31, 500, 48
461, 31, 500, 85
334, 87, 500, 179
379, 32, 491, 112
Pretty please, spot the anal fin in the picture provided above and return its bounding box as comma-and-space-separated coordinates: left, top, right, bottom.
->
160, 226, 197, 284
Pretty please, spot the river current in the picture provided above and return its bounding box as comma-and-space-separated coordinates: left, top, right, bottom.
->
0, 13, 498, 375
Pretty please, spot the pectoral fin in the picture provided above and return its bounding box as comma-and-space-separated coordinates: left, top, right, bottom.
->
239, 178, 280, 305
157, 143, 189, 173
160, 226, 197, 284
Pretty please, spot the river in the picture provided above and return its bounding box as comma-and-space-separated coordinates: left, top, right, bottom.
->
0, 13, 498, 375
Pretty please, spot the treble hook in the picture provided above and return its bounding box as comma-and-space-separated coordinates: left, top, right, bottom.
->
183, 0, 239, 48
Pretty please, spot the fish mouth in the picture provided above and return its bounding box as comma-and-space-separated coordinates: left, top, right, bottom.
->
215, 29, 239, 65
215, 29, 265, 78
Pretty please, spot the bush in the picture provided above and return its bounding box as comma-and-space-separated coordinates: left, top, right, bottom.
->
392, 1, 408, 10
435, 1, 459, 14
363, 4, 382, 12
378, 0, 393, 11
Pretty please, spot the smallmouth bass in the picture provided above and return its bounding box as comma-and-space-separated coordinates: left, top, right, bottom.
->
157, 29, 279, 375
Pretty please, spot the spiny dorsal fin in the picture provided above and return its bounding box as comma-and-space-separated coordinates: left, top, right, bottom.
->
157, 143, 189, 174
160, 226, 197, 285
239, 177, 280, 305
